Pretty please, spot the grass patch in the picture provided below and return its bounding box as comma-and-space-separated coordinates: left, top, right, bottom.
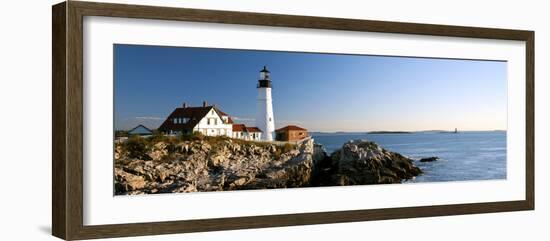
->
118, 131, 299, 161
123, 135, 150, 160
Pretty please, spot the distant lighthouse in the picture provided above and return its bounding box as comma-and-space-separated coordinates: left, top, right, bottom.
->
256, 66, 275, 141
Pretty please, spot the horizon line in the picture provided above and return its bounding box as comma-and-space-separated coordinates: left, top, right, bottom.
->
310, 129, 507, 133
114, 127, 506, 133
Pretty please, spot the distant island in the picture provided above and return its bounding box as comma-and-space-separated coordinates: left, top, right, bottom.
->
309, 130, 506, 136
367, 131, 412, 134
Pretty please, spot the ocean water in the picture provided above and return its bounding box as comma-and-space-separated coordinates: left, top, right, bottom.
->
311, 131, 507, 183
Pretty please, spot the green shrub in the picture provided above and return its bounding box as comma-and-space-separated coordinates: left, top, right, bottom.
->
178, 131, 205, 142
115, 130, 129, 138
205, 135, 230, 146
273, 148, 282, 159
123, 135, 150, 160
193, 131, 205, 140
272, 143, 295, 159
282, 143, 295, 153
148, 130, 167, 144
169, 136, 184, 154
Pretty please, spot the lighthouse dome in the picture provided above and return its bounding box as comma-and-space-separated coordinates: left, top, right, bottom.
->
258, 66, 272, 88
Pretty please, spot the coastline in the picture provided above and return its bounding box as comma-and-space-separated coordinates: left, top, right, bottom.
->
114, 135, 422, 195
113, 130, 505, 195
312, 130, 507, 183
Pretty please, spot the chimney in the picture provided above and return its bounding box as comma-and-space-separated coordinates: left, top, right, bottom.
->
202, 101, 208, 107
182, 102, 187, 108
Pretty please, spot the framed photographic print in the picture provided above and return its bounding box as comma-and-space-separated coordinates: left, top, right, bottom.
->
52, 1, 534, 240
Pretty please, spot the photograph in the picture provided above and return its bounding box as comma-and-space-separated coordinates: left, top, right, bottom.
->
113, 44, 507, 195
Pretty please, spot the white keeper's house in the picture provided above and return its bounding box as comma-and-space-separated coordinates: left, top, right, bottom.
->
158, 101, 263, 141
158, 66, 282, 141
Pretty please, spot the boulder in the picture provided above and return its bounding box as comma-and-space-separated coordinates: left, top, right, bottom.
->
419, 156, 439, 162
330, 139, 421, 185
114, 168, 146, 193
149, 142, 168, 161
312, 143, 328, 164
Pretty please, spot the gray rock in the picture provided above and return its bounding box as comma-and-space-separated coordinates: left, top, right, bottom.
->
419, 156, 439, 162
330, 139, 422, 185
114, 137, 423, 195
114, 136, 315, 194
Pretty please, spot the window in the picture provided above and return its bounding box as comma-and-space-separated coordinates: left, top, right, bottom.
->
207, 118, 211, 125
173, 118, 177, 124
269, 117, 272, 122
214, 119, 218, 125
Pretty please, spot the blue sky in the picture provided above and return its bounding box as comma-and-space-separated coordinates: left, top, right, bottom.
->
114, 44, 507, 132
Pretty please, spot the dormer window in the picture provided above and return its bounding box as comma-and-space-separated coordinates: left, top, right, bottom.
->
172, 117, 190, 124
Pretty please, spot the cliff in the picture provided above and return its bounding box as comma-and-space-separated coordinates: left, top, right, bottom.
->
115, 136, 421, 195
115, 136, 314, 195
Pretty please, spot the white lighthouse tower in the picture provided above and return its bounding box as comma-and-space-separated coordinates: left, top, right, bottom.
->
256, 66, 275, 141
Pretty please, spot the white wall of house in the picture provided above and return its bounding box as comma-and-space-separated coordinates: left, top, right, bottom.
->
193, 108, 233, 137
246, 132, 262, 141
232, 131, 244, 139
232, 130, 262, 141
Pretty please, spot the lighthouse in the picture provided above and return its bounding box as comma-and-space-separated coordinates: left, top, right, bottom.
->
256, 66, 275, 141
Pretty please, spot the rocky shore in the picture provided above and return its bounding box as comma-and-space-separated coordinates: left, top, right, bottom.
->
115, 135, 422, 195
311, 140, 422, 186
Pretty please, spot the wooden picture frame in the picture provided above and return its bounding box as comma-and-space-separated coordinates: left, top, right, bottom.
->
52, 1, 534, 240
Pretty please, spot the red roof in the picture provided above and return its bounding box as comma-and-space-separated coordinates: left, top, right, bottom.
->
246, 127, 263, 133
232, 124, 262, 133
226, 117, 234, 124
216, 108, 234, 123
216, 109, 229, 116
232, 124, 246, 132
276, 125, 307, 132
